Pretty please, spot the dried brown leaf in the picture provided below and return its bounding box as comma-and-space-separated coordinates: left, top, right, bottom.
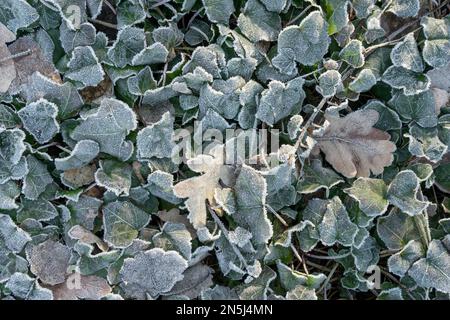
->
45, 273, 111, 300
0, 22, 16, 93
315, 109, 396, 178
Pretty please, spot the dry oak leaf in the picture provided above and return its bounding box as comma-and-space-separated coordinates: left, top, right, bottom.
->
0, 22, 16, 93
173, 145, 234, 229
315, 109, 396, 178
45, 273, 111, 300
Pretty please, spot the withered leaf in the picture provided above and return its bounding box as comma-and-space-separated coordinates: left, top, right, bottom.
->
315, 109, 396, 178
45, 273, 111, 300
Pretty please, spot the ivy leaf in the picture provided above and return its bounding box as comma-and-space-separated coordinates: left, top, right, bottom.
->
233, 165, 272, 246
95, 160, 132, 196
102, 200, 151, 248
25, 239, 71, 285
388, 90, 438, 128
152, 222, 192, 260
260, 0, 288, 13
363, 100, 402, 131
315, 109, 397, 178
127, 66, 156, 96
297, 159, 344, 195
5, 273, 53, 300
345, 178, 389, 217
0, 103, 19, 129
24, 72, 84, 120
387, 240, 425, 277
256, 77, 305, 126
120, 248, 188, 299
286, 285, 317, 300
324, 0, 350, 35
107, 26, 146, 68
0, 128, 26, 168
0, 0, 39, 35
18, 98, 59, 144
390, 33, 424, 73
17, 198, 58, 223
352, 0, 375, 18
116, 0, 146, 29
318, 196, 358, 247
132, 42, 169, 66
382, 66, 430, 96
55, 140, 99, 171
0, 213, 31, 253
377, 210, 425, 250
237, 0, 282, 43
274, 11, 330, 70
405, 125, 448, 163
70, 98, 137, 161
22, 155, 53, 200
317, 70, 343, 97
339, 40, 365, 68
202, 0, 235, 25
145, 171, 181, 204
163, 263, 213, 299
421, 16, 450, 68
60, 22, 96, 53
0, 180, 20, 210
349, 69, 377, 93
236, 267, 276, 300
408, 239, 450, 294
435, 163, 450, 194
66, 46, 105, 88
387, 170, 429, 216
137, 112, 175, 160
387, 0, 420, 18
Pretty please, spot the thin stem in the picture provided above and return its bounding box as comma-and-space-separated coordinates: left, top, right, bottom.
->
208, 206, 249, 269
305, 251, 351, 260
88, 18, 117, 30
286, 5, 312, 26
266, 204, 289, 227
293, 98, 328, 152
301, 67, 324, 78
318, 263, 339, 297
0, 50, 32, 64
104, 0, 117, 15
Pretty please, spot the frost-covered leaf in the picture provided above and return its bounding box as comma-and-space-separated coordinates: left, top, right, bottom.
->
145, 171, 181, 204
363, 100, 402, 131
127, 67, 156, 96
164, 263, 213, 299
103, 200, 151, 248
173, 145, 232, 229
387, 240, 424, 277
297, 159, 344, 195
317, 70, 343, 97
345, 178, 388, 217
352, 0, 375, 18
339, 40, 364, 68
256, 77, 305, 126
202, 0, 235, 25
120, 248, 188, 298
0, 103, 19, 128
132, 42, 169, 66
70, 98, 137, 161
153, 222, 192, 260
0, 0, 39, 35
26, 239, 71, 285
17, 198, 58, 223
274, 11, 330, 70
387, 170, 429, 216
66, 46, 105, 88
286, 285, 317, 300
46, 273, 111, 300
405, 125, 448, 163
66, 196, 101, 231
315, 109, 396, 178
5, 272, 53, 300
0, 214, 31, 253
260, 0, 288, 13
0, 180, 20, 210
318, 196, 358, 246
18, 98, 59, 144
55, 140, 99, 171
377, 210, 424, 250
22, 155, 53, 200
387, 0, 420, 18
0, 128, 26, 169
421, 17, 450, 68
117, 0, 146, 29
388, 90, 438, 128
108, 27, 146, 68
390, 33, 424, 73
23, 72, 84, 120
233, 165, 272, 246
277, 260, 325, 291
95, 160, 132, 196
137, 112, 175, 160
408, 239, 450, 293
435, 163, 450, 193
0, 23, 16, 93
237, 0, 281, 43
349, 69, 377, 93
60, 22, 96, 53
382, 66, 430, 96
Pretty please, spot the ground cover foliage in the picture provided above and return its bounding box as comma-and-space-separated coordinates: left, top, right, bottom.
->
0, 0, 450, 300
